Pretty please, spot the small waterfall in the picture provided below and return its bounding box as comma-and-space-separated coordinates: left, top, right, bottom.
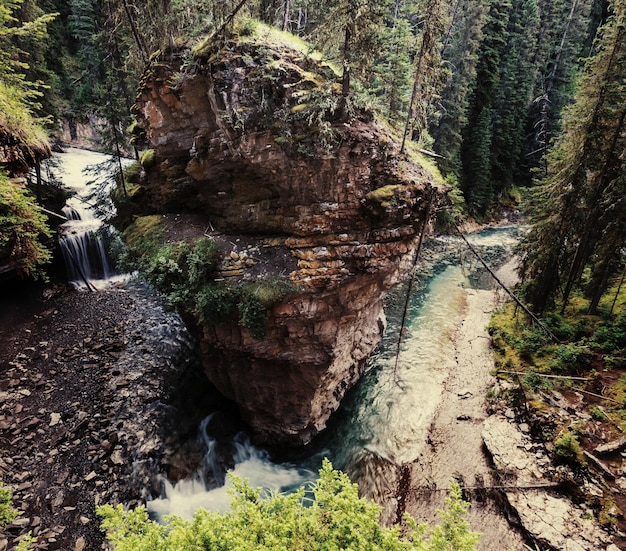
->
59, 198, 116, 289
55, 148, 126, 290
147, 413, 314, 519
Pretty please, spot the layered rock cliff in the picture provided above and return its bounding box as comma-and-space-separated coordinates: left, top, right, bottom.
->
127, 23, 446, 445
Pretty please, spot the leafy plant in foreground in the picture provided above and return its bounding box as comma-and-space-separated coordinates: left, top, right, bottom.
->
98, 460, 481, 551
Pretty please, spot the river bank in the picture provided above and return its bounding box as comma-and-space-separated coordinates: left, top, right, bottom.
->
0, 280, 221, 551
403, 257, 530, 550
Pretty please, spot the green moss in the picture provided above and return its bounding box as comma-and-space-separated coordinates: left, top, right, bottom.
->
553, 431, 584, 466
121, 215, 164, 251
365, 185, 399, 208
290, 103, 309, 113
0, 81, 50, 154
140, 149, 156, 170
123, 162, 142, 184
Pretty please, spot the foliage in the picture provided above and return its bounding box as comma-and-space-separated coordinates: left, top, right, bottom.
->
552, 431, 584, 466
519, 0, 626, 314
0, 170, 52, 278
120, 220, 298, 339
0, 81, 49, 155
550, 342, 592, 373
591, 311, 626, 353
0, 0, 57, 95
0, 482, 17, 528
98, 460, 481, 550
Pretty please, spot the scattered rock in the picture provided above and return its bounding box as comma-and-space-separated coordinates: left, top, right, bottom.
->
594, 437, 626, 456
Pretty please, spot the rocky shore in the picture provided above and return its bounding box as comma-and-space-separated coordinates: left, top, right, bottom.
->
0, 281, 220, 551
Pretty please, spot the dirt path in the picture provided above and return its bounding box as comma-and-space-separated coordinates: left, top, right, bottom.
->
404, 260, 530, 551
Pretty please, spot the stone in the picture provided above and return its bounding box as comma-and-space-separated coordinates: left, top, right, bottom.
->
49, 413, 61, 427
594, 437, 626, 456
483, 415, 617, 551
132, 36, 444, 445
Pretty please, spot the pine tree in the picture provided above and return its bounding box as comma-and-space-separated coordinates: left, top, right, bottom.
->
519, 0, 626, 314
459, 0, 510, 215
430, 0, 488, 176
524, 0, 600, 181
490, 0, 539, 192
0, 0, 57, 95
307, 0, 392, 119
400, 0, 449, 151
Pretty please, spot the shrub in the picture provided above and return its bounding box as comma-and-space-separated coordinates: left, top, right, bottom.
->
0, 170, 52, 279
0, 482, 17, 528
592, 312, 626, 353
516, 328, 549, 361
98, 460, 481, 551
551, 343, 592, 373
553, 431, 584, 466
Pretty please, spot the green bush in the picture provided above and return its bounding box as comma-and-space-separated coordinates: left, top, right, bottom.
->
98, 460, 481, 551
0, 170, 52, 279
523, 371, 552, 391
515, 328, 549, 361
121, 229, 298, 340
592, 312, 626, 353
553, 431, 584, 466
551, 343, 592, 373
0, 482, 17, 528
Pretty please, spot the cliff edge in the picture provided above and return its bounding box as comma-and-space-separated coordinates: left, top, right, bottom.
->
124, 22, 447, 446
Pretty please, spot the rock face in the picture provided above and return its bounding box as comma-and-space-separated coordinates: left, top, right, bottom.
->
482, 416, 619, 551
130, 27, 444, 445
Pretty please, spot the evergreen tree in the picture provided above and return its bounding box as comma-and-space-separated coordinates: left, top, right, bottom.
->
524, 0, 600, 181
519, 0, 626, 314
307, 0, 392, 118
430, 0, 487, 177
490, 0, 539, 191
0, 0, 57, 96
459, 0, 510, 215
400, 0, 449, 151
370, 1, 414, 121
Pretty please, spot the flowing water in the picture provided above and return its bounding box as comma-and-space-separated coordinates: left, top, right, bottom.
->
54, 148, 126, 289
147, 227, 523, 525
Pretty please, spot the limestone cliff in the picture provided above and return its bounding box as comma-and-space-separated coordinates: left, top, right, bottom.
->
128, 24, 446, 446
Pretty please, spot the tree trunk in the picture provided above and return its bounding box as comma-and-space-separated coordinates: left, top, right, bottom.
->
282, 0, 290, 30
339, 23, 352, 121
122, 0, 149, 62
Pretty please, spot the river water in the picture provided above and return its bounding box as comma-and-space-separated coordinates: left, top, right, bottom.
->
147, 227, 524, 537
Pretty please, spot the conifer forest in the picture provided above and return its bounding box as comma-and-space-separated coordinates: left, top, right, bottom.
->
2, 0, 626, 549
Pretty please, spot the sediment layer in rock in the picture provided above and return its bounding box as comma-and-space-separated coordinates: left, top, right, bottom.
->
129, 26, 445, 445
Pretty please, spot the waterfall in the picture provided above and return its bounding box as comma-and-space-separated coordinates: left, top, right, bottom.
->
55, 148, 126, 290
59, 197, 115, 288
147, 413, 315, 520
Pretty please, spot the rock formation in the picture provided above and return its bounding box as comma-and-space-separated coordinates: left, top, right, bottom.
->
128, 24, 446, 445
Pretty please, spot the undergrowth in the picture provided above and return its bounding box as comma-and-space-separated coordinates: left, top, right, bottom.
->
119, 217, 298, 339
489, 280, 626, 451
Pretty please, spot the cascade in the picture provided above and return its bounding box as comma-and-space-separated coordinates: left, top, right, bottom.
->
55, 148, 125, 290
